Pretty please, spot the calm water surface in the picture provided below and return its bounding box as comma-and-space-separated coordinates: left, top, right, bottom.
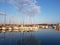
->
0, 29, 60, 45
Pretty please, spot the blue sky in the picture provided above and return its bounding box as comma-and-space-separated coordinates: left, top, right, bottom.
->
38, 0, 60, 24
0, 0, 60, 24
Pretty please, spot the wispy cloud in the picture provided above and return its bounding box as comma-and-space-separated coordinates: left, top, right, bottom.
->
0, 11, 20, 24
0, 11, 5, 15
0, 0, 40, 16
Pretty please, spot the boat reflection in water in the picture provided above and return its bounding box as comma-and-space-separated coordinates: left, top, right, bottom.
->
0, 30, 40, 45
15, 35, 41, 45
0, 29, 60, 45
